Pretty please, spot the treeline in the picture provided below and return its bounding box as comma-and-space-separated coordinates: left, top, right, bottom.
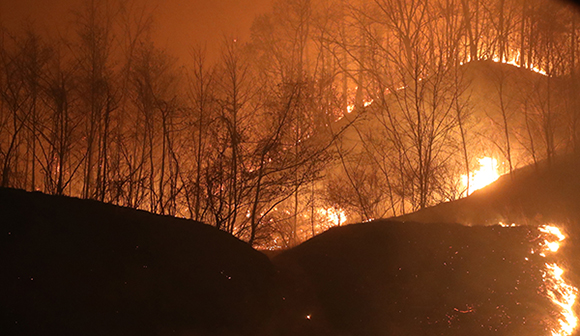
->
0, 1, 340, 248
248, 0, 580, 222
1, 0, 579, 247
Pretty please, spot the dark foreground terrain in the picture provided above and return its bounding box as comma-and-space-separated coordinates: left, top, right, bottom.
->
274, 221, 571, 336
275, 152, 580, 336
1, 185, 578, 335
0, 188, 279, 336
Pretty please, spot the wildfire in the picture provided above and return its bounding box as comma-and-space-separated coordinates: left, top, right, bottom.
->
317, 206, 346, 227
464, 50, 548, 76
536, 225, 578, 336
461, 157, 500, 195
345, 99, 373, 114
493, 51, 548, 75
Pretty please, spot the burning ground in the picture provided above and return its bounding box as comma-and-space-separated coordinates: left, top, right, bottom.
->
273, 221, 578, 336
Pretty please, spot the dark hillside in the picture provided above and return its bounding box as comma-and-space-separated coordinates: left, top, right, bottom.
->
0, 188, 278, 336
273, 153, 580, 335
274, 221, 569, 336
4, 149, 580, 336
394, 151, 580, 289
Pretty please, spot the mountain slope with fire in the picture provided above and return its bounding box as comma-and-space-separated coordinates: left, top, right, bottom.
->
3, 184, 580, 336
1, 0, 579, 248
396, 152, 580, 228
275, 126, 580, 335
327, 58, 565, 221
269, 148, 580, 335
273, 220, 578, 336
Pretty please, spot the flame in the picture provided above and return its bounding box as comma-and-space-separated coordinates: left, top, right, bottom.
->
540, 225, 567, 242
346, 99, 373, 113
461, 157, 500, 195
529, 64, 548, 76
537, 225, 578, 336
546, 241, 561, 253
489, 50, 548, 76
317, 206, 346, 227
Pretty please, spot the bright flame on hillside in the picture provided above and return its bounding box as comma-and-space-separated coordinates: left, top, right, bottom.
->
345, 99, 373, 114
461, 157, 500, 195
465, 50, 548, 76
493, 51, 549, 76
536, 225, 578, 336
317, 207, 346, 227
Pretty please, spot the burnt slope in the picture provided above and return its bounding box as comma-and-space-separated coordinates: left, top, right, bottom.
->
274, 221, 564, 336
0, 187, 278, 336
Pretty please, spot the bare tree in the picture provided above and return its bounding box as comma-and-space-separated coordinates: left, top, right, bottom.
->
184, 47, 215, 222
0, 29, 31, 188
40, 44, 83, 196
74, 0, 117, 200
130, 39, 180, 214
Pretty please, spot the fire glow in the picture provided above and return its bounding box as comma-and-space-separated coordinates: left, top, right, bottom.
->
536, 225, 578, 336
461, 157, 500, 195
317, 207, 347, 227
490, 52, 548, 76
460, 51, 548, 76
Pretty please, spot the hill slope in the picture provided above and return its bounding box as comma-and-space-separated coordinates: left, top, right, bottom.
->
273, 154, 580, 336
0, 188, 278, 336
4, 149, 580, 336
396, 153, 580, 229
274, 221, 564, 336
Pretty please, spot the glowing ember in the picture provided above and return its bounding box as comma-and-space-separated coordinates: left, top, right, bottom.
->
537, 225, 578, 336
461, 157, 500, 195
346, 99, 373, 113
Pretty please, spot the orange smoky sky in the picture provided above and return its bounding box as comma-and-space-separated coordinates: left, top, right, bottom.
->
0, 0, 273, 62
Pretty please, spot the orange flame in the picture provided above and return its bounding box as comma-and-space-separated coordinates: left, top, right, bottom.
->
537, 225, 578, 336
461, 157, 500, 195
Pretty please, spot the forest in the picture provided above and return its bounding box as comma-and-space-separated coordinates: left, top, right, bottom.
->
1, 0, 579, 248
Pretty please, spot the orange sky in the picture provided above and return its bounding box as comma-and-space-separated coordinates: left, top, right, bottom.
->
0, 0, 272, 62
152, 0, 272, 60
